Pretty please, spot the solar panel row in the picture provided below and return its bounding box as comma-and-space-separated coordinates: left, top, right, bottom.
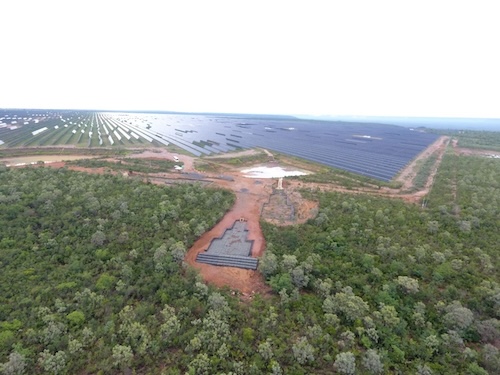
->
195, 253, 259, 270
0, 109, 439, 181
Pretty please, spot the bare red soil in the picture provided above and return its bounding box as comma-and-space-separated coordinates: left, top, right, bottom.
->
183, 173, 273, 297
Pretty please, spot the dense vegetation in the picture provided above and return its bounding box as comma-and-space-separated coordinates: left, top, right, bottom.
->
0, 167, 234, 374
259, 152, 500, 374
433, 130, 500, 151
1, 150, 499, 374
454, 131, 500, 151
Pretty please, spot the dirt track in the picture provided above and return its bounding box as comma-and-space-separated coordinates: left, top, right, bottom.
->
395, 136, 449, 192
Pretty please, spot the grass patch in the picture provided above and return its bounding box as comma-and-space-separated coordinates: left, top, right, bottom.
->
291, 158, 402, 188
206, 152, 270, 166
412, 152, 438, 190
67, 157, 179, 174
194, 161, 223, 173
293, 168, 402, 189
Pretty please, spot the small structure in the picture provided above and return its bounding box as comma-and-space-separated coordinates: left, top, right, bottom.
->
196, 221, 258, 270
277, 177, 284, 190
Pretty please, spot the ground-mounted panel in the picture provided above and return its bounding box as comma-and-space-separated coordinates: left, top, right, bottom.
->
196, 220, 258, 270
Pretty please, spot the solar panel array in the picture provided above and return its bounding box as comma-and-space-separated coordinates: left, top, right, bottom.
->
159, 116, 437, 182
195, 253, 258, 270
0, 109, 439, 181
196, 221, 258, 270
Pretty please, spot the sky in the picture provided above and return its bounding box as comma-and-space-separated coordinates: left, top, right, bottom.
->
1, 0, 499, 118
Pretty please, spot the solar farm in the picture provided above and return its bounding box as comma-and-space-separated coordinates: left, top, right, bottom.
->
0, 109, 438, 181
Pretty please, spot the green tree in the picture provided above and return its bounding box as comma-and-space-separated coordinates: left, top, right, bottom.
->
443, 301, 474, 331
0, 351, 26, 375
159, 304, 180, 344
292, 336, 315, 365
281, 254, 298, 272
258, 339, 274, 361
66, 310, 85, 327
38, 350, 66, 375
170, 241, 186, 263
395, 276, 419, 294
96, 273, 116, 291
188, 353, 211, 375
362, 349, 383, 374
259, 250, 278, 278
112, 344, 133, 371
90, 230, 106, 247
324, 287, 369, 322
334, 351, 356, 375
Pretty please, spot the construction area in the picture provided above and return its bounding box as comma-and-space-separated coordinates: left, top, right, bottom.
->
196, 219, 258, 270
261, 177, 295, 224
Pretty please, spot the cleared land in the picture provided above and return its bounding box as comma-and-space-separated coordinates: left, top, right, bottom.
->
1, 154, 95, 166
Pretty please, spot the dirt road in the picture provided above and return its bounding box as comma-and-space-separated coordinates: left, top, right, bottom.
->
395, 136, 449, 192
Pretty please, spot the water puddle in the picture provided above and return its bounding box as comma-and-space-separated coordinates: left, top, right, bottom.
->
241, 166, 309, 178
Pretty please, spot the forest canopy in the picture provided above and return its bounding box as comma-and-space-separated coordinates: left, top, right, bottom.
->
0, 149, 499, 374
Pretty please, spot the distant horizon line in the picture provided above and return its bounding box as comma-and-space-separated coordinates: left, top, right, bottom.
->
1, 106, 500, 122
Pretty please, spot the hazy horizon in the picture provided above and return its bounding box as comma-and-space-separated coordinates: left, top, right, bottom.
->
2, 106, 499, 131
